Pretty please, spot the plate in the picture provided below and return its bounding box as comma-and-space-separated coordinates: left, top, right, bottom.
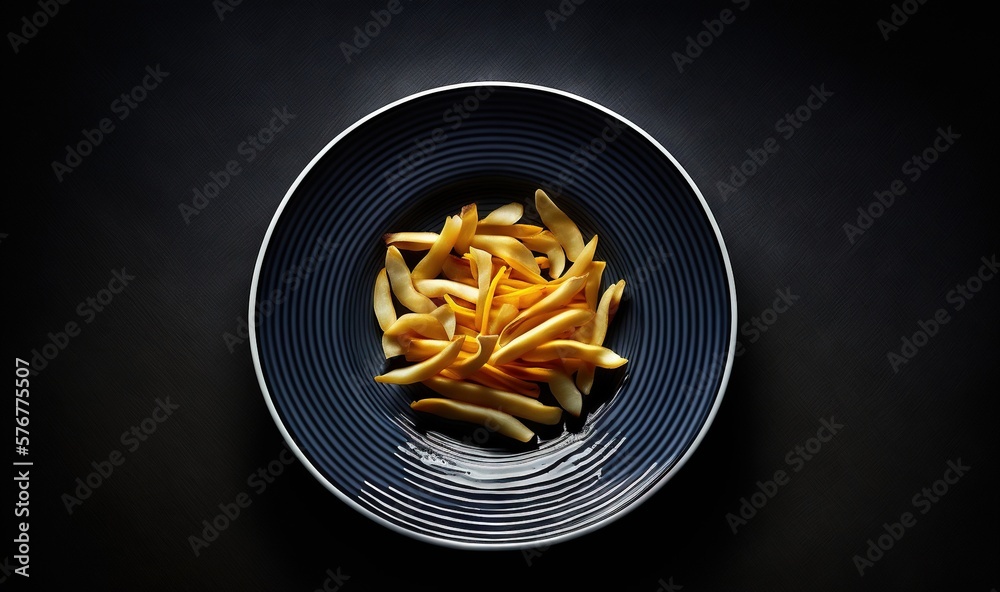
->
250, 82, 736, 549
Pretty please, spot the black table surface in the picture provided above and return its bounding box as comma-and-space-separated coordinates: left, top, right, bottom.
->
7, 1, 997, 590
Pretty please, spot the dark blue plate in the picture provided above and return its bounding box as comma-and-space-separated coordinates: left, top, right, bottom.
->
250, 82, 736, 549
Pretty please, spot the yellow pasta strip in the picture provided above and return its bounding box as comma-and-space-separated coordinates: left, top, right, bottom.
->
422, 376, 561, 425
535, 189, 585, 260
550, 235, 598, 283
373, 268, 396, 331
454, 203, 478, 254
385, 246, 436, 313
478, 202, 523, 225
521, 231, 566, 279
519, 340, 628, 368
383, 231, 438, 251
547, 370, 583, 417
476, 223, 544, 238
584, 261, 606, 310
413, 278, 479, 303
488, 303, 518, 335
409, 398, 535, 443
449, 334, 500, 378
374, 338, 464, 384
480, 266, 507, 334
491, 308, 594, 366
384, 313, 450, 341
471, 235, 544, 282
411, 215, 462, 280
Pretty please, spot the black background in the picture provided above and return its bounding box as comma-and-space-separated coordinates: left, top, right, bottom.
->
6, 1, 997, 590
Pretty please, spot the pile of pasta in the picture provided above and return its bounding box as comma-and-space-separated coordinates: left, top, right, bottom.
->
372, 189, 627, 442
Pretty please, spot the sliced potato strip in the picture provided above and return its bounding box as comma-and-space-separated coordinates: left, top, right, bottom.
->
519, 340, 628, 368
475, 364, 541, 398
511, 273, 588, 326
491, 308, 594, 366
382, 333, 405, 358
551, 235, 598, 283
410, 398, 535, 443
535, 189, 585, 260
405, 337, 479, 360
374, 338, 464, 384
384, 313, 450, 341
488, 303, 518, 335
441, 255, 474, 283
422, 376, 561, 425
413, 278, 479, 303
547, 370, 583, 417
411, 215, 462, 280
373, 268, 396, 331
430, 304, 456, 340
385, 246, 436, 313
476, 223, 544, 238
584, 261, 606, 310
479, 202, 523, 225
521, 231, 566, 279
471, 235, 544, 281
450, 335, 500, 378
383, 231, 438, 251
454, 203, 478, 254
479, 266, 507, 333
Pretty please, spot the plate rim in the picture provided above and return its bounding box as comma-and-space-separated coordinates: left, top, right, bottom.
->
248, 80, 738, 550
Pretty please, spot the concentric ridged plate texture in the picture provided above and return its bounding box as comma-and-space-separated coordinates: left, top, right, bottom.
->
250, 82, 736, 549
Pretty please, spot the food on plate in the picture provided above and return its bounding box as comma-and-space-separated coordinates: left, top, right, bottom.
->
373, 189, 627, 442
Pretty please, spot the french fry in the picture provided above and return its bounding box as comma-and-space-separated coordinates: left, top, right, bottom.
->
449, 334, 500, 378
491, 308, 594, 366
410, 398, 535, 443
422, 376, 561, 425
374, 338, 464, 384
519, 340, 628, 368
385, 246, 436, 313
478, 202, 523, 225
535, 189, 585, 260
373, 268, 396, 331
383, 231, 438, 251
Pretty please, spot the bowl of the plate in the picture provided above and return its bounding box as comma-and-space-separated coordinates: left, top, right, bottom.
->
250, 82, 736, 549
